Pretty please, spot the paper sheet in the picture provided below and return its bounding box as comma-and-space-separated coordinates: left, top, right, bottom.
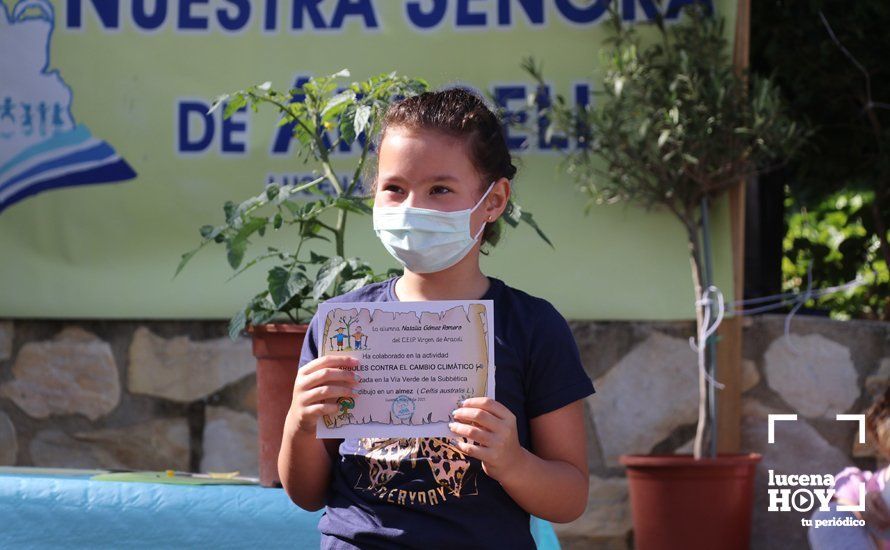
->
316, 300, 494, 438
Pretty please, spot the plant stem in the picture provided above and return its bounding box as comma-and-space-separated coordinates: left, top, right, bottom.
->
684, 208, 708, 461
348, 130, 373, 196
335, 209, 347, 259
700, 196, 718, 460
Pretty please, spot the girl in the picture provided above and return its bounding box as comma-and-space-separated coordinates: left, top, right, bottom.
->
279, 87, 596, 549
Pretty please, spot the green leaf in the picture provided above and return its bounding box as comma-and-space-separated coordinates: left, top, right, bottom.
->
207, 94, 229, 115
312, 256, 348, 300
339, 105, 357, 144
268, 266, 310, 308
340, 274, 373, 294
227, 235, 247, 269
248, 306, 276, 326
520, 210, 554, 248
174, 247, 200, 277
226, 216, 267, 270
223, 94, 248, 119
228, 308, 247, 340
335, 197, 372, 215
502, 201, 522, 227
322, 90, 356, 120
223, 201, 236, 223
309, 250, 329, 264
354, 105, 372, 137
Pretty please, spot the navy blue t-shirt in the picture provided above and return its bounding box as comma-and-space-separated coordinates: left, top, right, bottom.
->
297, 275, 595, 549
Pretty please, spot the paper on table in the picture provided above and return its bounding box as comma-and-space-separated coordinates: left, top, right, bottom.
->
316, 299, 494, 438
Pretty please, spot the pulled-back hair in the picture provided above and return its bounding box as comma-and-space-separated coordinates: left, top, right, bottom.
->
368, 87, 517, 250
866, 386, 890, 457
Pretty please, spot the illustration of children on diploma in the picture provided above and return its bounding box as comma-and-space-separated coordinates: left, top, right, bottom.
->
352, 326, 368, 350
330, 327, 347, 351
318, 302, 492, 434
328, 314, 369, 352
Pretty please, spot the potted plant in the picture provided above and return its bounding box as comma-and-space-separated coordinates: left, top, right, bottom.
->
523, 4, 809, 548
175, 69, 551, 486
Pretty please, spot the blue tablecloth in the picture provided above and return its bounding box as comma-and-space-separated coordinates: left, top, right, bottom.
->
0, 468, 560, 549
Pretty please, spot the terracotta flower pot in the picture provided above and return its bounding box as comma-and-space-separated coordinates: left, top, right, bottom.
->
619, 453, 762, 550
247, 323, 308, 488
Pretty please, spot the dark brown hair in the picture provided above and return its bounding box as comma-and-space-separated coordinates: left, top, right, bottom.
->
866, 386, 890, 456
368, 87, 517, 251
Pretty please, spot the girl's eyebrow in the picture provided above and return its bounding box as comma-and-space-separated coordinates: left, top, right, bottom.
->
381, 174, 459, 184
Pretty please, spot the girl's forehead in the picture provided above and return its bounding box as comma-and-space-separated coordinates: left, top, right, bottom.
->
376, 127, 479, 183
380, 127, 470, 159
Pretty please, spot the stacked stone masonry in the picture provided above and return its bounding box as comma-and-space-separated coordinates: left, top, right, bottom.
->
0, 316, 887, 549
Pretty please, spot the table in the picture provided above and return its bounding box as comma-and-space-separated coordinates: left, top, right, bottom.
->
0, 468, 561, 549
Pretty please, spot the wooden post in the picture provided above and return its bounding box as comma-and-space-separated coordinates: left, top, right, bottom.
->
716, 0, 750, 454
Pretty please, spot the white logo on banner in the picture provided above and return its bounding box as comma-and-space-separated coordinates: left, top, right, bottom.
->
0, 0, 135, 214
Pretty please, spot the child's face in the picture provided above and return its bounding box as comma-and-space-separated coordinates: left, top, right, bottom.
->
374, 126, 490, 218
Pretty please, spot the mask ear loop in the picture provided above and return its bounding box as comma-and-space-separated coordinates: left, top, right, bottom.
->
471, 180, 501, 240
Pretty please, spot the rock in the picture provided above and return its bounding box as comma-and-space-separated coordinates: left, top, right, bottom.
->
30, 418, 190, 471
29, 430, 119, 469
200, 406, 258, 476
742, 398, 850, 550
552, 475, 632, 548
128, 327, 254, 403
0, 411, 16, 465
865, 358, 890, 400
589, 332, 699, 466
742, 398, 849, 476
763, 334, 858, 419
0, 327, 120, 420
675, 437, 695, 454
240, 382, 257, 415
741, 359, 760, 393
0, 321, 12, 361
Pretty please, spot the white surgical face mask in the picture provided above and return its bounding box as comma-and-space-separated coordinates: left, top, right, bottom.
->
372, 180, 499, 274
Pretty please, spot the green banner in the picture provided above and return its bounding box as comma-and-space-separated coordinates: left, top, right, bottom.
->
0, 0, 737, 320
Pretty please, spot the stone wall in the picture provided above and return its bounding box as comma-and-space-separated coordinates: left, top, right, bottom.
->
740, 316, 890, 550
1, 315, 887, 549
0, 321, 258, 475
557, 314, 889, 550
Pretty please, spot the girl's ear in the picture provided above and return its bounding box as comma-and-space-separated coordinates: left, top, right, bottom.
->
488, 178, 511, 218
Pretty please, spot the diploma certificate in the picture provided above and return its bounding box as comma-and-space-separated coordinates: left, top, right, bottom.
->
315, 299, 495, 438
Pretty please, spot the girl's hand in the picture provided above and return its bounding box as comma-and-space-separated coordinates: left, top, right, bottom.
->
449, 397, 525, 483
285, 355, 359, 435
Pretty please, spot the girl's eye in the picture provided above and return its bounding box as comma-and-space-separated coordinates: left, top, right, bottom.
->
383, 185, 403, 194
430, 186, 451, 195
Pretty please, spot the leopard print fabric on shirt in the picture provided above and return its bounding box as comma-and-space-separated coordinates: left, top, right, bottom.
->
355, 436, 477, 498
